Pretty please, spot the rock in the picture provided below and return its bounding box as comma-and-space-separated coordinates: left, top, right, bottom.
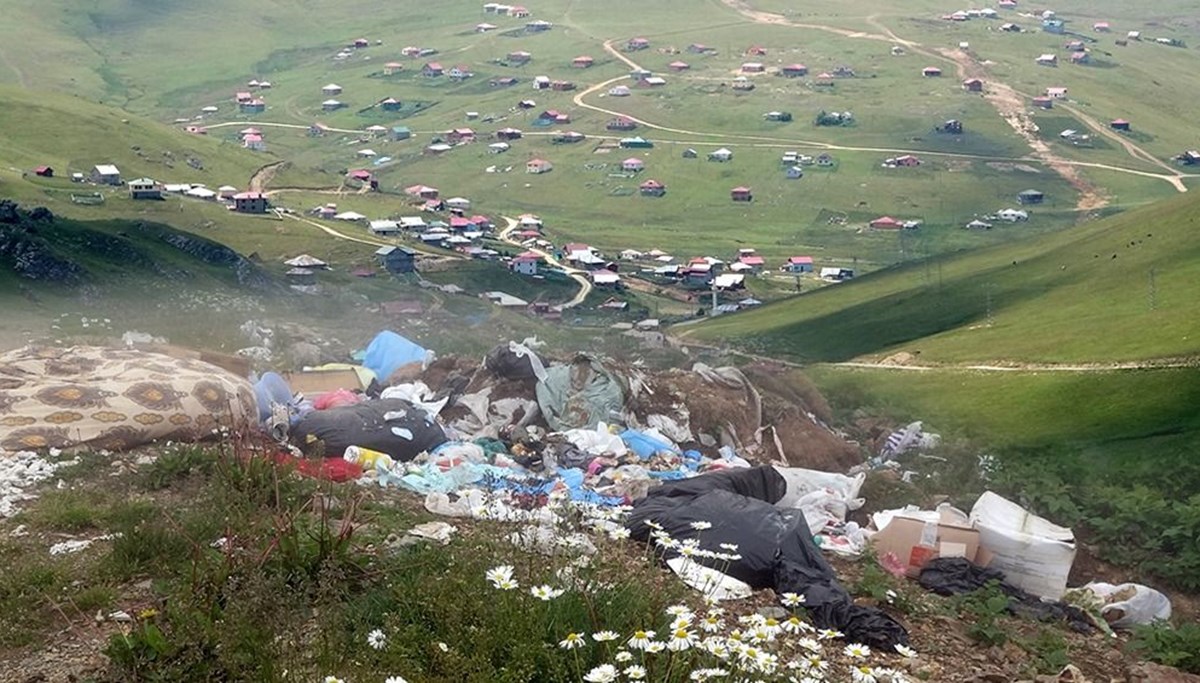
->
756, 606, 789, 620
1127, 662, 1200, 683
288, 341, 322, 367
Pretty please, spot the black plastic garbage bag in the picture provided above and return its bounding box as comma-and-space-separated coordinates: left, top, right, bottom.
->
291, 398, 447, 460
919, 557, 1093, 632
485, 343, 544, 381
626, 466, 909, 648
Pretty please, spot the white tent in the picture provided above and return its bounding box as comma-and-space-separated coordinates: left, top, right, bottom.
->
334, 211, 367, 221
185, 187, 217, 199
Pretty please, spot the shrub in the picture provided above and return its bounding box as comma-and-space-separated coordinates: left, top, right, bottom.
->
1128, 621, 1200, 673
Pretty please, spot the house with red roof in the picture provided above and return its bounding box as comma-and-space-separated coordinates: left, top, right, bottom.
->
923, 66, 943, 77
1110, 118, 1131, 131
242, 134, 265, 151
572, 55, 594, 68
1032, 96, 1053, 109
737, 252, 766, 271
780, 64, 808, 78
234, 91, 253, 103
422, 62, 444, 77
639, 179, 666, 197
404, 184, 439, 199
347, 169, 373, 182
496, 127, 523, 141
233, 192, 269, 214
447, 128, 476, 143
741, 62, 765, 73
606, 116, 637, 131
870, 216, 903, 229
383, 62, 404, 76
622, 157, 645, 172
240, 99, 266, 114
33, 165, 53, 178
730, 186, 753, 202
784, 256, 814, 273
963, 78, 984, 92
668, 61, 690, 71
626, 37, 650, 51
510, 251, 544, 276
889, 154, 922, 167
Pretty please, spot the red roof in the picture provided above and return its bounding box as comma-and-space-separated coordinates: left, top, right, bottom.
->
668, 61, 689, 69
513, 251, 543, 262
639, 179, 664, 189
739, 255, 765, 266
469, 215, 490, 225
731, 186, 751, 193
870, 216, 902, 228
564, 243, 590, 253
425, 62, 443, 70
233, 192, 266, 200
573, 55, 593, 63
788, 256, 814, 264
515, 229, 542, 238
783, 63, 807, 71
348, 169, 372, 180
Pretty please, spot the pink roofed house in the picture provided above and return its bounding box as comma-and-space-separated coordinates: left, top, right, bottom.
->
422, 62, 444, 77
626, 37, 650, 51
668, 60, 690, 71
347, 169, 373, 181
639, 179, 665, 196
404, 184, 439, 199
730, 186, 753, 202
572, 55, 594, 68
870, 216, 903, 229
785, 256, 814, 273
622, 157, 645, 172
922, 66, 943, 77
780, 64, 808, 78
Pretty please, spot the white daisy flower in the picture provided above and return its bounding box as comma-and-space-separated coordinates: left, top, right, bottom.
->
780, 592, 806, 607
582, 663, 618, 682
627, 630, 656, 650
366, 628, 387, 650
667, 627, 697, 651
689, 521, 713, 530
844, 643, 872, 659
592, 630, 620, 642
645, 641, 666, 654
385, 677, 408, 683
894, 644, 918, 659
530, 584, 564, 600
851, 664, 879, 683
623, 664, 647, 680
614, 650, 633, 663
559, 632, 586, 650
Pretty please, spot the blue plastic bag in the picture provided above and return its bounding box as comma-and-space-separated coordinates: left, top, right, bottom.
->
362, 331, 429, 383
620, 429, 679, 459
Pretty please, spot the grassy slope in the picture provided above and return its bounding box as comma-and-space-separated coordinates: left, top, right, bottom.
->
684, 190, 1200, 363
7, 0, 1197, 276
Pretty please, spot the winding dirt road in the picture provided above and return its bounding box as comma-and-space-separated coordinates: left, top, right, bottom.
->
498, 216, 592, 308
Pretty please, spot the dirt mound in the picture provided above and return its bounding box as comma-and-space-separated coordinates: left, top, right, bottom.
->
743, 364, 861, 471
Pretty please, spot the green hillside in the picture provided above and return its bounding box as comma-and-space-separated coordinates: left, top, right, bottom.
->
683, 190, 1200, 364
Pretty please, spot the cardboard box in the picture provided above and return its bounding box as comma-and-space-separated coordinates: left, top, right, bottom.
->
284, 369, 365, 395
871, 508, 982, 577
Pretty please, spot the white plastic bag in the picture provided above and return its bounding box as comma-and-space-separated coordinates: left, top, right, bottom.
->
563, 422, 628, 456
773, 466, 865, 511
666, 557, 752, 601
1083, 582, 1172, 629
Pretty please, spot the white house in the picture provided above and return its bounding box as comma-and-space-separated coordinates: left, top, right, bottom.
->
91, 164, 122, 185
322, 83, 343, 96
708, 148, 733, 162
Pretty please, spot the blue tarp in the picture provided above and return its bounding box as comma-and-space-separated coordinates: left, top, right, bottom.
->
620, 429, 680, 459
362, 331, 429, 383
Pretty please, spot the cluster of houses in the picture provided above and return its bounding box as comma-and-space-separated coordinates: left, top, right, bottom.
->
54, 163, 272, 213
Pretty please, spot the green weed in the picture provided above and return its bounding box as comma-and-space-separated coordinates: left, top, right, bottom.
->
954, 581, 1012, 647
1128, 621, 1200, 674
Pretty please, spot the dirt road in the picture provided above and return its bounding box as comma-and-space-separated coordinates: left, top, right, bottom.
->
497, 216, 592, 308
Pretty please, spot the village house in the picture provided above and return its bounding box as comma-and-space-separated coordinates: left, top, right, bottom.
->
240, 99, 266, 114
496, 127, 523, 141
33, 165, 53, 178
708, 147, 734, 162
510, 251, 543, 276
572, 55, 594, 68
741, 62, 765, 73
764, 111, 793, 122
127, 178, 162, 200
1069, 51, 1090, 65
1046, 86, 1068, 99
508, 5, 530, 17
779, 64, 808, 78
622, 157, 645, 172
922, 66, 943, 77
1017, 189, 1045, 205
626, 37, 650, 51
816, 153, 835, 167
405, 184, 439, 200
814, 73, 835, 87
887, 154, 922, 167
687, 43, 715, 54
490, 76, 518, 87
1175, 151, 1200, 166
322, 83, 343, 96
996, 208, 1029, 222
784, 256, 814, 273
731, 77, 755, 91
1043, 19, 1065, 34
938, 119, 964, 134
619, 136, 653, 149
347, 169, 373, 184
368, 220, 400, 236
668, 61, 690, 72
233, 191, 269, 214
554, 131, 586, 144
376, 246, 417, 274
422, 62, 444, 77
90, 164, 122, 185
526, 158, 553, 174
1093, 21, 1111, 32
446, 128, 476, 144
736, 249, 765, 272
785, 166, 804, 179
730, 186, 753, 202
963, 78, 984, 92
591, 271, 621, 288
1036, 54, 1058, 66
564, 243, 605, 268
507, 51, 532, 65
869, 216, 903, 230
821, 267, 855, 281
526, 19, 552, 32
321, 99, 343, 112
639, 179, 666, 197
1110, 119, 1131, 131
641, 76, 666, 87
608, 84, 632, 97
1032, 96, 1054, 109
449, 65, 474, 80
550, 80, 576, 91
607, 116, 638, 131
242, 133, 266, 151
383, 62, 404, 76
476, 22, 497, 33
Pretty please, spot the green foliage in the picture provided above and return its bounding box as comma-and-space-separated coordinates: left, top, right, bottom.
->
1019, 628, 1071, 676
954, 581, 1011, 647
852, 558, 919, 616
1128, 621, 1200, 673
139, 446, 216, 491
